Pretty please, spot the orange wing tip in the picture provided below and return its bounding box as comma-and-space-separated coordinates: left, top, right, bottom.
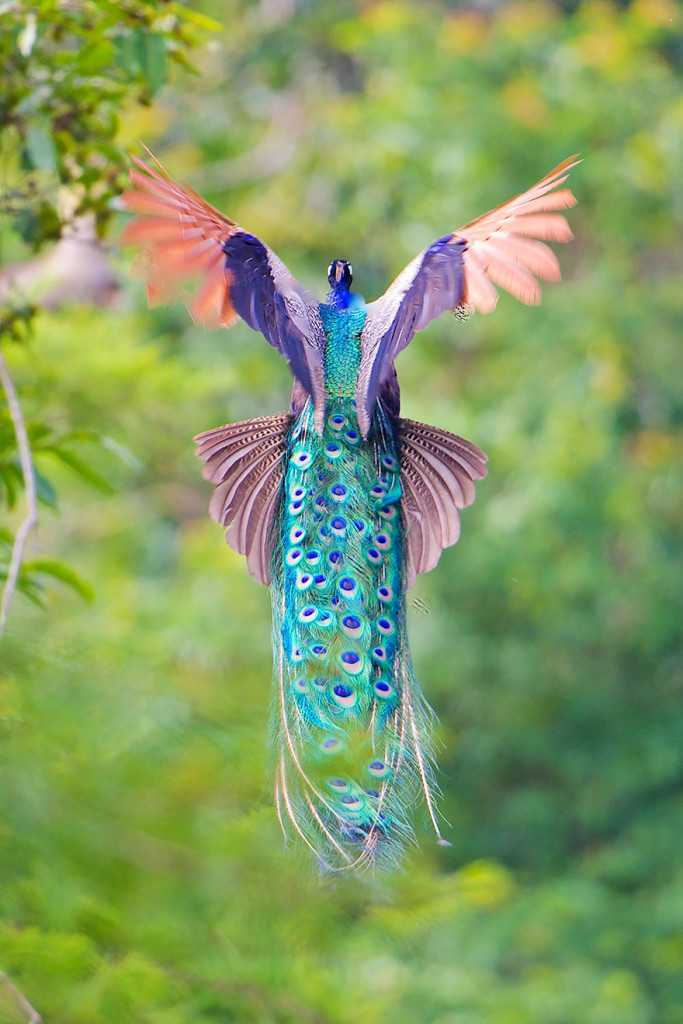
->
132, 149, 166, 174
510, 214, 575, 243
462, 252, 499, 314
121, 146, 243, 329
119, 189, 175, 217
458, 155, 580, 312
519, 188, 577, 215
188, 266, 238, 328
493, 235, 562, 282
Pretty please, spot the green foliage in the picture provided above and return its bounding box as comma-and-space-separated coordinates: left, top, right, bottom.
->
0, 0, 216, 246
1, 1, 683, 1022
0, 0, 213, 618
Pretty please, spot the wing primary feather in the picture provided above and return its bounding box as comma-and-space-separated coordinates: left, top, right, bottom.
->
398, 418, 488, 583
470, 243, 542, 306
461, 251, 499, 313
454, 156, 580, 313
194, 413, 289, 585
491, 235, 562, 281
509, 213, 575, 243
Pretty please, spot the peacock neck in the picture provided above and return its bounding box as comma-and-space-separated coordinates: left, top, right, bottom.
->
319, 304, 367, 399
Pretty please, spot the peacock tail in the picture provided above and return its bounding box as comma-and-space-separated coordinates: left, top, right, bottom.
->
122, 150, 579, 871
273, 393, 439, 870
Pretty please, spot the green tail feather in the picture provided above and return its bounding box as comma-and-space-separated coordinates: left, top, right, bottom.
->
271, 396, 443, 871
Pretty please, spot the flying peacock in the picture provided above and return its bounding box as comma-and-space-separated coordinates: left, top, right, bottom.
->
121, 153, 579, 871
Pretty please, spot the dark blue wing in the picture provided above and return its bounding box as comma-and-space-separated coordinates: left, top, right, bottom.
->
223, 232, 325, 409
356, 237, 466, 436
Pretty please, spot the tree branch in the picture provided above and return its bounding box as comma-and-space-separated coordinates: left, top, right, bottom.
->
0, 970, 42, 1023
0, 344, 38, 641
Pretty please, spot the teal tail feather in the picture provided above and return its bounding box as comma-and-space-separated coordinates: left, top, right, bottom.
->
270, 397, 444, 871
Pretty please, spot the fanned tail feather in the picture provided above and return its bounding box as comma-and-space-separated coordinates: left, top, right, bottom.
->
266, 400, 475, 870
194, 414, 290, 586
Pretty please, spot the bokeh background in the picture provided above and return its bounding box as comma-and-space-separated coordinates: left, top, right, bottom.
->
1, 1, 682, 1021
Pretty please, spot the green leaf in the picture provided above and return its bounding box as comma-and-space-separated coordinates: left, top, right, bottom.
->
139, 33, 167, 98
76, 39, 114, 75
100, 436, 142, 472
48, 449, 115, 495
26, 423, 52, 445
174, 8, 222, 32
21, 558, 95, 603
24, 124, 57, 173
0, 462, 22, 509
113, 31, 137, 80
34, 468, 58, 509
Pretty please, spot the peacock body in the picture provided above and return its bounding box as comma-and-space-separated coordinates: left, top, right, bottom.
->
122, 153, 579, 870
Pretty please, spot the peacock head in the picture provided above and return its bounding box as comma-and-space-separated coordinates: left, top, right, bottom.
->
327, 259, 353, 290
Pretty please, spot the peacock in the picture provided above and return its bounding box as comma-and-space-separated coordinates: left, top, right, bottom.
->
121, 153, 578, 871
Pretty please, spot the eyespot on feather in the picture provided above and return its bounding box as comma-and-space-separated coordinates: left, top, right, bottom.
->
328, 777, 349, 793
341, 614, 364, 639
339, 651, 364, 676
338, 576, 358, 598
291, 448, 313, 470
298, 604, 318, 623
332, 682, 357, 706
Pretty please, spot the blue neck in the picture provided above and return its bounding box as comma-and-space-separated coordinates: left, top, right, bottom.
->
325, 284, 353, 310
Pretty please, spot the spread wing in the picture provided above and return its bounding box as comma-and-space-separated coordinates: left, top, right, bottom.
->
120, 151, 325, 423
356, 155, 580, 437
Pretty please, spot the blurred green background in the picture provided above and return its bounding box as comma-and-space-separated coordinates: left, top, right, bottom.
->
1, 0, 682, 1021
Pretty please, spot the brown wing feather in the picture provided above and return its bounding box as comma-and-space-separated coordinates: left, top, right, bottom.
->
451, 155, 580, 313
209, 441, 282, 526
194, 414, 290, 585
399, 418, 488, 586
400, 476, 429, 590
120, 150, 240, 328
197, 415, 289, 480
244, 465, 283, 584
